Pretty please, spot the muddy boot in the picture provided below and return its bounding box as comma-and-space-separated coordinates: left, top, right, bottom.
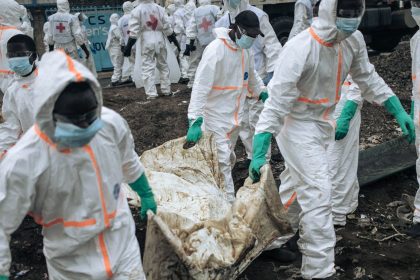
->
261, 246, 297, 263
178, 77, 189, 84
120, 77, 134, 85
406, 223, 420, 237
111, 80, 123, 87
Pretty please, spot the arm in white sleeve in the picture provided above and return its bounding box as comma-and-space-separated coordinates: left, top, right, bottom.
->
0, 90, 22, 157
161, 8, 174, 36
0, 155, 37, 276
248, 51, 265, 98
128, 9, 141, 39
288, 3, 310, 41
345, 77, 363, 105
173, 12, 185, 35
255, 45, 308, 135
186, 14, 197, 40
46, 18, 54, 46
259, 14, 282, 73
71, 17, 85, 46
188, 45, 219, 120
350, 32, 395, 105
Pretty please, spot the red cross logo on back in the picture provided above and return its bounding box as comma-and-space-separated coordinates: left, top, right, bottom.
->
199, 17, 212, 32
146, 15, 158, 30
56, 22, 66, 33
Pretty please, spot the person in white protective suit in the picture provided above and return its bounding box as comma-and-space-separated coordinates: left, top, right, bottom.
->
18, 5, 34, 38
186, 11, 267, 203
118, 1, 135, 84
0, 0, 23, 94
106, 13, 124, 87
0, 51, 157, 280
43, 22, 50, 53
288, 0, 316, 41
76, 12, 97, 78
248, 0, 415, 278
124, 0, 180, 99
173, 0, 190, 83
0, 34, 38, 161
46, 0, 89, 61
407, 0, 420, 238
184, 0, 219, 87
215, 0, 282, 163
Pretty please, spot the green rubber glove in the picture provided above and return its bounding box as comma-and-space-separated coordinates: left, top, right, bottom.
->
384, 96, 415, 143
186, 117, 203, 143
259, 90, 269, 103
249, 132, 272, 182
411, 100, 415, 120
0, 275, 8, 280
129, 174, 157, 220
335, 100, 358, 141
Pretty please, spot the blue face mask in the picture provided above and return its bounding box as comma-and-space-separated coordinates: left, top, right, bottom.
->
235, 33, 255, 49
8, 56, 34, 76
54, 118, 104, 149
412, 7, 420, 26
336, 17, 361, 35
228, 0, 241, 9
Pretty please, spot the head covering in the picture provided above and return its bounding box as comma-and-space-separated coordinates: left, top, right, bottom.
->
33, 50, 102, 142
123, 1, 134, 14
57, 0, 70, 13
110, 13, 119, 25
235, 10, 264, 37
0, 0, 23, 27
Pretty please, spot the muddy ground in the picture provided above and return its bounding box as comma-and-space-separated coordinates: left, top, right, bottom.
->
5, 41, 420, 279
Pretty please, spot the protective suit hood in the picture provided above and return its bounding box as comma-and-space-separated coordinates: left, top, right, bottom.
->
123, 1, 134, 14
311, 0, 364, 43
57, 0, 70, 13
110, 13, 119, 25
33, 51, 102, 142
167, 4, 176, 15
0, 0, 23, 27
223, 0, 249, 19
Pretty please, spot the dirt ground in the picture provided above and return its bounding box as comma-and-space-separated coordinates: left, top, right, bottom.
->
4, 40, 420, 279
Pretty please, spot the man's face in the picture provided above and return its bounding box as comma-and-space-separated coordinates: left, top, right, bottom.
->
7, 42, 35, 65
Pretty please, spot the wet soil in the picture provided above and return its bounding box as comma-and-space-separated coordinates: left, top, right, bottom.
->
4, 40, 420, 279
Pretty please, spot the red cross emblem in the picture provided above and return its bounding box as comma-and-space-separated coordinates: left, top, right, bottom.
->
199, 17, 213, 32
56, 22, 66, 33
146, 15, 158, 31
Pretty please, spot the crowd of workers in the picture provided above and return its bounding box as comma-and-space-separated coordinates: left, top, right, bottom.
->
0, 0, 420, 279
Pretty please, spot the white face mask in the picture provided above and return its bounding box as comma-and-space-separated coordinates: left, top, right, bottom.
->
335, 17, 362, 41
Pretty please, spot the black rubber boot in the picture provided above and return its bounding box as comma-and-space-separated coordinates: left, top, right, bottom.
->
261, 246, 297, 263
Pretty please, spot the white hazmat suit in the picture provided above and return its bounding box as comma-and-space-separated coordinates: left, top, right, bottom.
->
0, 68, 37, 161
188, 27, 265, 201
43, 22, 50, 53
216, 0, 282, 160
256, 0, 396, 277
185, 0, 219, 86
46, 0, 85, 60
411, 28, 420, 224
0, 0, 23, 94
288, 0, 315, 41
129, 0, 174, 97
76, 13, 97, 78
106, 14, 124, 84
18, 5, 34, 38
329, 77, 362, 226
0, 51, 146, 279
173, 0, 190, 80
118, 1, 135, 83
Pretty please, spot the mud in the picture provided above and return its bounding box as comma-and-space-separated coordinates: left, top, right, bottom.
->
4, 40, 420, 279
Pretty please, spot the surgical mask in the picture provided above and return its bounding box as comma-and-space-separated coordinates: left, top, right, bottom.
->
54, 118, 103, 148
336, 17, 361, 35
228, 0, 241, 9
412, 7, 420, 26
8, 56, 34, 76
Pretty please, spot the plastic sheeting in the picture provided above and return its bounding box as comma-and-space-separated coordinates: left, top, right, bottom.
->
140, 133, 292, 279
133, 38, 181, 88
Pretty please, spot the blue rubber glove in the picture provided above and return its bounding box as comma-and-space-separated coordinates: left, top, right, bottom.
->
129, 174, 157, 220
0, 275, 8, 280
249, 132, 272, 182
384, 96, 415, 143
411, 100, 415, 120
259, 90, 269, 103
263, 72, 274, 86
186, 117, 203, 143
335, 100, 358, 140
